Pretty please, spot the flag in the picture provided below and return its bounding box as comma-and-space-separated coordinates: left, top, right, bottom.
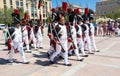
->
38, 0, 44, 9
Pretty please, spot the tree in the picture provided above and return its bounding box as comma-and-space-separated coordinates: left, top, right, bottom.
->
106, 14, 114, 19
114, 9, 120, 19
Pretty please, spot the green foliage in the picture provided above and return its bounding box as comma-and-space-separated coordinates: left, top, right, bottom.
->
114, 9, 120, 19
18, 7, 24, 19
106, 14, 114, 19
0, 7, 24, 26
0, 8, 13, 25
105, 9, 120, 19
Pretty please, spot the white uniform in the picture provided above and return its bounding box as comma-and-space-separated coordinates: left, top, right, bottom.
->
50, 24, 70, 65
76, 23, 86, 55
36, 26, 43, 48
47, 22, 58, 55
30, 26, 37, 49
89, 23, 98, 51
9, 27, 28, 63
84, 23, 92, 53
22, 25, 30, 52
68, 25, 82, 60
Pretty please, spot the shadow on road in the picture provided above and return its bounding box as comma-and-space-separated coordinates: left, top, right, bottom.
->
0, 58, 10, 65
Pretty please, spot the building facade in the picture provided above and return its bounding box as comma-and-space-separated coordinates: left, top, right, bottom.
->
96, 0, 120, 16
0, 0, 52, 21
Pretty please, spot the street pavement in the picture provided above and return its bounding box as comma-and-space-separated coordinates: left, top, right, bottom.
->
0, 28, 120, 76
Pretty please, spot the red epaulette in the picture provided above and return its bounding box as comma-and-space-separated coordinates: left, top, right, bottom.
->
68, 38, 72, 42
77, 34, 81, 38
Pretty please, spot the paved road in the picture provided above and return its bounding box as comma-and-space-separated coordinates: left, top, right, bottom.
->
0, 28, 120, 76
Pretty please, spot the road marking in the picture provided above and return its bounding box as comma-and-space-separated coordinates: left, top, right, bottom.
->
61, 63, 87, 76
84, 61, 120, 69
102, 42, 117, 52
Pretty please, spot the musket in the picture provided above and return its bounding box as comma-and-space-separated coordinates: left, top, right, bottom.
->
51, 23, 66, 52
6, 27, 16, 55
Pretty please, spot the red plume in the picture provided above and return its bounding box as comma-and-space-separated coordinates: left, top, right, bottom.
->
62, 2, 68, 11
67, 8, 72, 14
14, 9, 19, 14
84, 7, 89, 14
51, 8, 56, 13
24, 13, 29, 19
74, 8, 80, 14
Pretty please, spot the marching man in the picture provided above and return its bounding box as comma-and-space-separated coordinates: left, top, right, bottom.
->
89, 16, 99, 52
67, 13, 84, 61
21, 20, 31, 53
8, 22, 29, 64
50, 12, 72, 66
76, 15, 89, 57
36, 21, 43, 49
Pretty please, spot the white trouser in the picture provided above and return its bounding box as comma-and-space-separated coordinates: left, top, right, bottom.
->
68, 39, 82, 60
37, 36, 43, 48
50, 41, 69, 64
84, 34, 92, 53
9, 43, 27, 62
48, 45, 54, 54
30, 36, 37, 49
77, 38, 86, 55
90, 36, 97, 51
23, 36, 30, 51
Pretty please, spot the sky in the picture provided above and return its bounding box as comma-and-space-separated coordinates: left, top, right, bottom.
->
52, 0, 101, 12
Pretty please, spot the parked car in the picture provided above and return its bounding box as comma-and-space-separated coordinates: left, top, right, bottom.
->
0, 24, 6, 30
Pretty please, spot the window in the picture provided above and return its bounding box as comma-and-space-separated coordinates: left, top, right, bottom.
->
16, 1, 19, 6
10, 6, 13, 8
43, 14, 46, 17
10, 0, 12, 5
104, 11, 106, 14
20, 2, 23, 6
4, 5, 7, 9
31, 13, 37, 17
3, 0, 6, 4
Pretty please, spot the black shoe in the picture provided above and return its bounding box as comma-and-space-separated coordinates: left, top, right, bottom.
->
77, 58, 84, 61
59, 55, 64, 59
47, 53, 50, 58
84, 49, 88, 51
25, 51, 32, 53
68, 53, 72, 56
40, 47, 43, 49
94, 50, 100, 52
50, 60, 55, 64
82, 54, 89, 57
88, 52, 94, 54
64, 63, 72, 66
23, 61, 30, 64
